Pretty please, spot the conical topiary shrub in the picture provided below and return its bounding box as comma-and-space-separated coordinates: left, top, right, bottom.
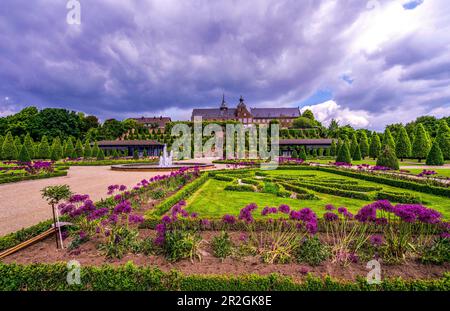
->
352, 144, 362, 161
18, 144, 31, 163
376, 145, 399, 170
426, 141, 444, 166
336, 142, 352, 164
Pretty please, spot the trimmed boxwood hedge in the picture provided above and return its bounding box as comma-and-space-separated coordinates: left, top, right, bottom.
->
292, 181, 372, 201
0, 262, 448, 291
317, 167, 450, 197
151, 173, 210, 216
375, 191, 424, 204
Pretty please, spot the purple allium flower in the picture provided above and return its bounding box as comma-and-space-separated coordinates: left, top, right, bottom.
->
119, 185, 127, 191
129, 214, 144, 224
200, 219, 211, 228
278, 204, 290, 214
325, 204, 336, 211
79, 231, 87, 240
375, 217, 388, 226
191, 212, 198, 218
161, 215, 172, 224
369, 234, 383, 247
323, 212, 338, 222
348, 253, 359, 263
239, 233, 248, 242
222, 214, 237, 224
337, 207, 348, 214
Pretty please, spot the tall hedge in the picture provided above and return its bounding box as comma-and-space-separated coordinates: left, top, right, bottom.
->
369, 133, 381, 159
50, 137, 63, 161
330, 140, 337, 156
64, 138, 75, 158
91, 142, 100, 158
75, 139, 84, 158
0, 135, 4, 159
359, 131, 369, 159
336, 142, 352, 164
1, 132, 18, 160
376, 145, 399, 170
299, 146, 307, 160
23, 133, 35, 159
350, 134, 358, 156
83, 141, 92, 158
352, 144, 362, 161
18, 145, 31, 162
395, 126, 412, 161
412, 123, 431, 162
426, 140, 444, 166
382, 128, 396, 151
97, 148, 105, 160
38, 136, 51, 159
14, 136, 22, 153
436, 120, 450, 160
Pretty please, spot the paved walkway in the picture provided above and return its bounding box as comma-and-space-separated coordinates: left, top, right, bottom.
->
0, 159, 226, 236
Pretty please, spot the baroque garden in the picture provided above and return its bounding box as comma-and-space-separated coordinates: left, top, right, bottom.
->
0, 104, 449, 291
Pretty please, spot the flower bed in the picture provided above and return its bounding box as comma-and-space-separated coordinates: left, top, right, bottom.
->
0, 161, 68, 184
55, 158, 158, 166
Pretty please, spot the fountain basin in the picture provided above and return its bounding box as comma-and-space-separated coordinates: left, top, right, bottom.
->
110, 162, 214, 172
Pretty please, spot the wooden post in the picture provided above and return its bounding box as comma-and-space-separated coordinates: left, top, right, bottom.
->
51, 203, 59, 249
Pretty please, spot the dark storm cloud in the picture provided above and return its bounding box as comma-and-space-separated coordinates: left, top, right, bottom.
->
0, 0, 449, 127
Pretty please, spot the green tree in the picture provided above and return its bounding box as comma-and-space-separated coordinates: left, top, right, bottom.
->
369, 133, 381, 159
301, 109, 315, 120
91, 142, 100, 158
382, 128, 396, 151
352, 144, 362, 161
74, 139, 84, 158
395, 126, 412, 161
23, 133, 35, 159
133, 148, 139, 159
14, 136, 22, 153
64, 138, 75, 158
376, 145, 399, 170
18, 145, 31, 162
83, 141, 92, 158
359, 131, 369, 159
330, 140, 337, 156
336, 142, 352, 164
426, 140, 444, 166
435, 120, 450, 160
111, 149, 119, 159
412, 123, 431, 162
38, 136, 51, 159
299, 146, 307, 160
50, 137, 63, 161
292, 117, 315, 129
1, 132, 18, 160
96, 148, 105, 160
0, 135, 4, 159
350, 133, 358, 156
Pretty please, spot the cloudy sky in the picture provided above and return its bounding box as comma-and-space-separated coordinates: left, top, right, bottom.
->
0, 0, 449, 130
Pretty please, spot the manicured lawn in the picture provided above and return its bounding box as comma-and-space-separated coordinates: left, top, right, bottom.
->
185, 169, 450, 219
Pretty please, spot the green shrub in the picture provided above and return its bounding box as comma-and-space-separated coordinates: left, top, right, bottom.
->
211, 231, 233, 259
375, 191, 423, 204
1, 132, 18, 160
336, 142, 352, 164
99, 227, 139, 259
376, 145, 399, 170
296, 237, 331, 266
163, 230, 202, 262
97, 149, 105, 160
74, 139, 84, 158
0, 263, 448, 291
420, 237, 450, 265
18, 145, 31, 162
426, 141, 444, 166
38, 136, 51, 159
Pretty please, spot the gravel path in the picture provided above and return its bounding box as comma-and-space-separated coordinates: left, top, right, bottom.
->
0, 160, 226, 236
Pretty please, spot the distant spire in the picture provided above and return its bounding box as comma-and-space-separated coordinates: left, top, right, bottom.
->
220, 93, 228, 110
